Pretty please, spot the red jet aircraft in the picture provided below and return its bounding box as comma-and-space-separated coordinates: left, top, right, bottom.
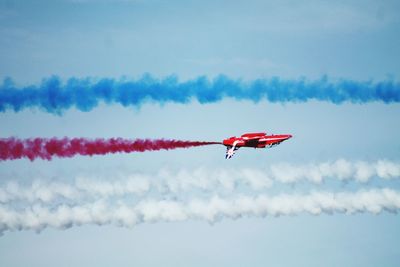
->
222, 132, 292, 159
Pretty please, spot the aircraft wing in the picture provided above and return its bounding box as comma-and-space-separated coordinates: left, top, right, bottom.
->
225, 139, 240, 159
225, 145, 239, 159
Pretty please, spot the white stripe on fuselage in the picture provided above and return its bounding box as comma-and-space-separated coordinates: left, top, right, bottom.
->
258, 137, 287, 142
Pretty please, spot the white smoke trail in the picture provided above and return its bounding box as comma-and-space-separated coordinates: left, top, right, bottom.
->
0, 176, 151, 204
0, 159, 400, 203
0, 159, 399, 204
0, 169, 274, 204
1, 189, 399, 234
269, 159, 400, 183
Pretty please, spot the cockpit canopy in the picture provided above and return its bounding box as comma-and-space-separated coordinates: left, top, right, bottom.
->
241, 132, 266, 138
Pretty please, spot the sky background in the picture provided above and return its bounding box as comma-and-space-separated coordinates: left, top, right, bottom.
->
1, 0, 400, 266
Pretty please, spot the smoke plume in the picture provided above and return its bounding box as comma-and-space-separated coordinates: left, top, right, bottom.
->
1, 75, 399, 113
0, 137, 219, 161
0, 189, 399, 234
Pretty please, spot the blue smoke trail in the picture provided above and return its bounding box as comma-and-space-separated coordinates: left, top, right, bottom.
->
1, 75, 399, 114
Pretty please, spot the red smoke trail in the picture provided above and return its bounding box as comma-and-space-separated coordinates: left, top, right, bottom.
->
0, 138, 220, 161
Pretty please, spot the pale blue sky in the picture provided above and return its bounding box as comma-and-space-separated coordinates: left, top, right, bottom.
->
1, 0, 400, 82
0, 1, 400, 266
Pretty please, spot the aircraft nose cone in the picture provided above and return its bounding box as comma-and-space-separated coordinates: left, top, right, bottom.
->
285, 134, 293, 140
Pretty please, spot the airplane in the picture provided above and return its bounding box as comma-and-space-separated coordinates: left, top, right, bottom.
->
222, 132, 292, 159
